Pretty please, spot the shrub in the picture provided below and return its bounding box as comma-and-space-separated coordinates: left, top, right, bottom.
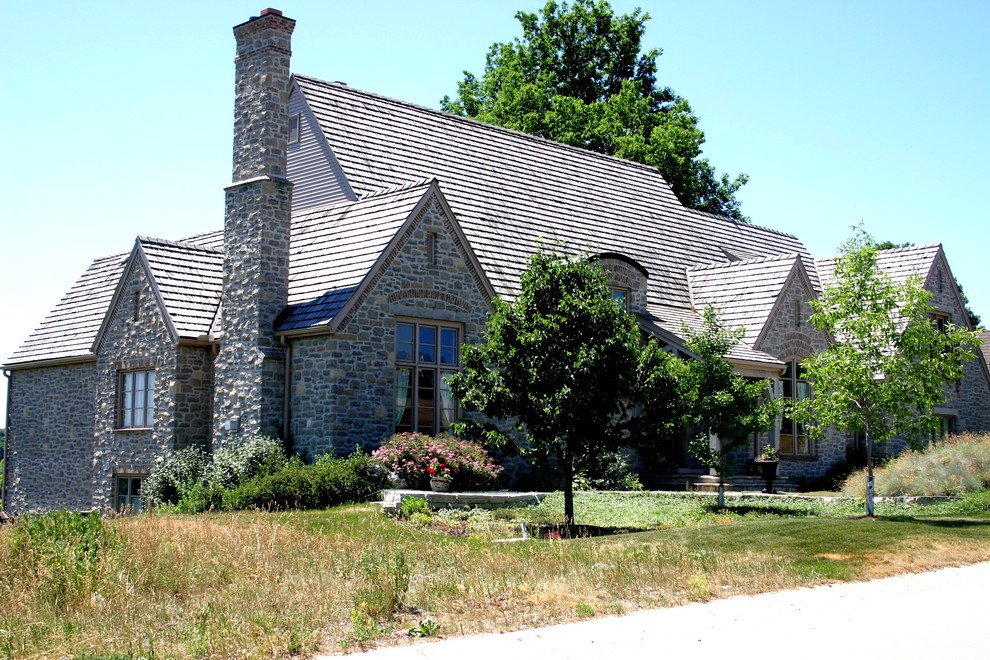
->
372, 433, 502, 490
574, 450, 643, 491
399, 496, 430, 518
206, 435, 287, 490
142, 445, 210, 506
842, 433, 990, 497
6, 511, 122, 613
221, 450, 391, 511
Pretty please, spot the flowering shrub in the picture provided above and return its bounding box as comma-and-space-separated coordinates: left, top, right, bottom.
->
372, 433, 502, 491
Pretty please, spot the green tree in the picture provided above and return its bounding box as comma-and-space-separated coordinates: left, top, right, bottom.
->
441, 0, 748, 220
793, 229, 981, 516
448, 250, 684, 534
683, 306, 781, 507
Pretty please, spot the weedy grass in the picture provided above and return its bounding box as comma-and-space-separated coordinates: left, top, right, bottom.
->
843, 432, 990, 497
1, 492, 989, 657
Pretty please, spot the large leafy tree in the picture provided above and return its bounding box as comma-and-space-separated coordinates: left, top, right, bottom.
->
448, 251, 684, 534
793, 229, 981, 516
441, 0, 748, 220
683, 306, 781, 507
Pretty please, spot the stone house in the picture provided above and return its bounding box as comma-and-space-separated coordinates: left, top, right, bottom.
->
3, 9, 988, 513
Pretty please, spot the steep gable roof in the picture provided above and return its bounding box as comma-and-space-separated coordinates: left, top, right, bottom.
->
279, 179, 494, 333
5, 231, 223, 368
646, 303, 785, 373
817, 243, 941, 289
5, 253, 127, 366
294, 75, 814, 308
138, 237, 224, 338
688, 253, 806, 345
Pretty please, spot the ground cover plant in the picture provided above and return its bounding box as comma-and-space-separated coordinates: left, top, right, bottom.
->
842, 432, 990, 497
2, 489, 988, 657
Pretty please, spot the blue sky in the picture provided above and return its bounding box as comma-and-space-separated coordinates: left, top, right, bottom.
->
2, 0, 988, 424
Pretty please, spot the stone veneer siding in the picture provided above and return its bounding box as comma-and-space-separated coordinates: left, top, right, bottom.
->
754, 269, 845, 483
4, 362, 97, 514
287, 199, 492, 457
90, 262, 211, 511
212, 177, 291, 443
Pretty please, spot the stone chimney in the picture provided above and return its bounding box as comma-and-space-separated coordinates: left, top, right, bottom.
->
214, 9, 295, 444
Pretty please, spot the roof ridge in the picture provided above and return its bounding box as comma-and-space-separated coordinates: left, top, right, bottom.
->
688, 252, 799, 272
361, 177, 435, 199
294, 74, 669, 176
137, 235, 223, 254
877, 242, 941, 254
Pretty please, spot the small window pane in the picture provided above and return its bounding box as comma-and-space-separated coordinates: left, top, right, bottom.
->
418, 326, 436, 363
396, 323, 415, 362
395, 368, 413, 431
417, 369, 436, 433
440, 328, 458, 365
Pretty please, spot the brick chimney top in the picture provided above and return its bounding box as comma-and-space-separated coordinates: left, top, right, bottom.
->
260, 8, 282, 17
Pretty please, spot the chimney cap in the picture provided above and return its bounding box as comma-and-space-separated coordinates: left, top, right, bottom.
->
260, 8, 283, 16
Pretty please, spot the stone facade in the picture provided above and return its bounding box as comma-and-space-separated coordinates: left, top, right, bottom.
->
4, 363, 96, 513
92, 262, 179, 510
753, 265, 845, 483
288, 197, 493, 457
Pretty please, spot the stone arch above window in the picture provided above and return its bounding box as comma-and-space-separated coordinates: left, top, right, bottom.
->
593, 253, 649, 314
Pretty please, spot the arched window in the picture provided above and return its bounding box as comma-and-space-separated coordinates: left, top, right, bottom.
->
780, 360, 812, 456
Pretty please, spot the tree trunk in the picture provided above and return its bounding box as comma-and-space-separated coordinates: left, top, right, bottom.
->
865, 428, 875, 517
563, 450, 575, 538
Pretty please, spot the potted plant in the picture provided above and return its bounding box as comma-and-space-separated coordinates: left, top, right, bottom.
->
754, 444, 781, 493
427, 459, 452, 492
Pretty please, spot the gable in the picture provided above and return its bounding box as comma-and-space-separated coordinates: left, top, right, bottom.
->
278, 180, 494, 334
754, 258, 827, 360
287, 80, 356, 212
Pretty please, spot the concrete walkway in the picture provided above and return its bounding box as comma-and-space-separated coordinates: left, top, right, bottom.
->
322, 562, 990, 659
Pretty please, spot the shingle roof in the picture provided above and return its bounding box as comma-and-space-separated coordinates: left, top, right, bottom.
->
979, 331, 990, 368
295, 75, 814, 308
279, 180, 434, 331
646, 303, 784, 369
138, 236, 223, 338
688, 253, 804, 345
817, 244, 941, 288
6, 253, 127, 366
5, 231, 223, 367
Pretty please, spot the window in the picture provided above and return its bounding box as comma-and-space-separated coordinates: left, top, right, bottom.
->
395, 321, 459, 434
930, 311, 950, 333
426, 232, 437, 266
115, 475, 143, 513
931, 415, 955, 447
779, 360, 812, 456
288, 113, 300, 144
610, 287, 629, 312
119, 370, 155, 428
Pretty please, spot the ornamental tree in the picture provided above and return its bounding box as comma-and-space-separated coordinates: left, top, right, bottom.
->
447, 250, 684, 534
683, 305, 781, 507
792, 229, 981, 516
441, 0, 748, 220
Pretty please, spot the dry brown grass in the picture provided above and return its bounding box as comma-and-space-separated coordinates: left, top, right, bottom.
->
2, 498, 989, 657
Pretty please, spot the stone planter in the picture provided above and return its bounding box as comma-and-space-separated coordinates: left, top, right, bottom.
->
430, 478, 452, 492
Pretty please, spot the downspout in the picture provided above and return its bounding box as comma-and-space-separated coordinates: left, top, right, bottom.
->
280, 336, 292, 455
2, 369, 12, 515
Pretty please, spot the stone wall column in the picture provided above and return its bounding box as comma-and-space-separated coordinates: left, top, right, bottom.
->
213, 9, 295, 444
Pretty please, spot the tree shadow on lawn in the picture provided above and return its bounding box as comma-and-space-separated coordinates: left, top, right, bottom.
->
880, 516, 990, 528
703, 504, 819, 518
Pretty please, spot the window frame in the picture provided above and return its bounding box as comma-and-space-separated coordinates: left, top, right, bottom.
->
118, 369, 155, 429
114, 474, 145, 514
779, 360, 813, 457
394, 319, 461, 435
